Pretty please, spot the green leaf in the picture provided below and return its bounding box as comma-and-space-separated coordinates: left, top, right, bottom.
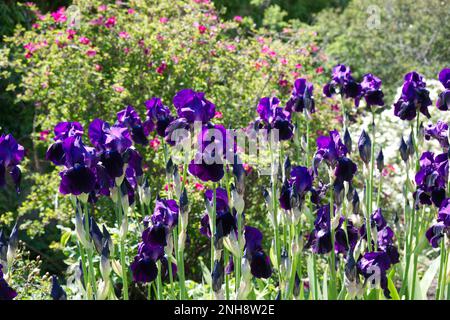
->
387, 270, 400, 300
60, 231, 72, 247
420, 256, 440, 299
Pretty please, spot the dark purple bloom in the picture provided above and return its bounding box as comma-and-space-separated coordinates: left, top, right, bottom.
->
438, 68, 450, 89
50, 275, 67, 300
426, 222, 446, 248
357, 251, 393, 298
0, 134, 24, 192
360, 73, 384, 107
200, 188, 236, 239
244, 226, 272, 279
151, 199, 179, 229
89, 119, 132, 154
371, 208, 387, 230
437, 69, 450, 111
0, 264, 17, 300
334, 157, 357, 183
314, 130, 348, 169
164, 117, 191, 146
335, 221, 359, 254
285, 78, 315, 114
414, 151, 448, 207
256, 97, 294, 141
117, 106, 148, 145
130, 242, 164, 283
279, 166, 313, 210
173, 89, 215, 124
323, 64, 362, 106
188, 152, 224, 182
424, 120, 449, 151
394, 71, 432, 120
144, 98, 174, 137
58, 137, 96, 196
53, 121, 84, 141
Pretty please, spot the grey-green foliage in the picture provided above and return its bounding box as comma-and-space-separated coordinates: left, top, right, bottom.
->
315, 0, 450, 100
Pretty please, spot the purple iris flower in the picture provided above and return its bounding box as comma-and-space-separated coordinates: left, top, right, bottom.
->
360, 73, 384, 107
425, 198, 450, 248
151, 199, 179, 229
437, 68, 450, 111
357, 251, 394, 298
58, 137, 97, 196
394, 71, 432, 120
173, 89, 215, 124
323, 64, 362, 106
117, 105, 148, 145
0, 134, 25, 192
244, 226, 272, 279
0, 264, 17, 300
164, 117, 191, 146
130, 242, 164, 283
305, 204, 357, 255
426, 221, 446, 248
314, 130, 357, 182
144, 98, 174, 137
256, 97, 294, 141
200, 188, 237, 239
414, 151, 448, 207
279, 166, 313, 210
88, 119, 132, 154
188, 150, 224, 182
424, 120, 449, 151
46, 122, 83, 166
285, 78, 315, 114
143, 198, 179, 247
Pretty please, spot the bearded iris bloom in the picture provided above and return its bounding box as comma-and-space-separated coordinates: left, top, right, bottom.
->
117, 105, 148, 145
256, 97, 294, 141
0, 134, 24, 193
314, 130, 357, 183
46, 122, 83, 166
414, 151, 448, 208
173, 89, 215, 124
200, 188, 237, 239
424, 120, 449, 151
132, 199, 179, 283
360, 73, 384, 107
279, 166, 313, 210
305, 205, 358, 255
437, 68, 450, 111
426, 198, 450, 248
394, 71, 432, 120
285, 78, 315, 114
144, 97, 174, 137
323, 64, 362, 106
244, 226, 272, 278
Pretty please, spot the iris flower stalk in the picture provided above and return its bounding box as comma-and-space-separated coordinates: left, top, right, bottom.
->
269, 138, 282, 293
114, 195, 129, 300
327, 170, 338, 300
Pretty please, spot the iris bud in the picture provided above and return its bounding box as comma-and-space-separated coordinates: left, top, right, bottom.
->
232, 154, 245, 195
212, 258, 224, 293
89, 217, 103, 255
358, 130, 371, 164
231, 184, 245, 215
100, 241, 111, 280
344, 128, 352, 153
283, 155, 291, 181
173, 165, 182, 199
406, 130, 414, 158
399, 137, 408, 162
333, 181, 344, 209
376, 149, 384, 173
102, 225, 114, 257
7, 222, 19, 267
50, 275, 67, 300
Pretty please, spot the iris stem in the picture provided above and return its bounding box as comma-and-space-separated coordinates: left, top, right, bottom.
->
117, 202, 129, 300
269, 139, 282, 294
83, 203, 97, 299
210, 184, 217, 299
224, 249, 230, 300
328, 172, 337, 300
77, 242, 90, 300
